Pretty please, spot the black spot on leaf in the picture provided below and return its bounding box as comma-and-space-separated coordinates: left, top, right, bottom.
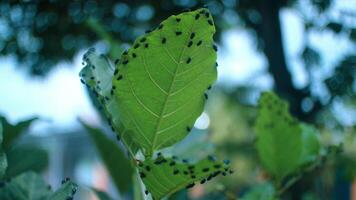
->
186, 57, 191, 64
140, 172, 146, 178
188, 41, 193, 47
197, 40, 202, 46
186, 183, 195, 189
202, 168, 210, 172
162, 37, 166, 44
190, 32, 195, 39
195, 14, 200, 20
176, 31, 182, 36
213, 44, 218, 51
208, 19, 213, 26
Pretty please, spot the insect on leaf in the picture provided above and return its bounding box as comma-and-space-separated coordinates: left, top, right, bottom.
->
138, 155, 231, 199
112, 8, 217, 155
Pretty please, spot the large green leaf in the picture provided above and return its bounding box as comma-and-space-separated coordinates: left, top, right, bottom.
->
255, 92, 303, 180
0, 171, 77, 200
138, 154, 231, 199
112, 8, 217, 155
4, 146, 48, 178
0, 116, 38, 151
80, 121, 134, 193
0, 122, 7, 179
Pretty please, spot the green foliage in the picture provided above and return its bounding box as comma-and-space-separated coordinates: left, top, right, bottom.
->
240, 183, 276, 200
80, 8, 217, 157
0, 122, 7, 179
138, 155, 231, 200
255, 92, 321, 181
112, 8, 217, 156
80, 121, 134, 193
80, 48, 138, 156
79, 8, 229, 199
255, 92, 303, 180
0, 116, 38, 151
0, 172, 77, 200
4, 146, 48, 179
300, 124, 320, 165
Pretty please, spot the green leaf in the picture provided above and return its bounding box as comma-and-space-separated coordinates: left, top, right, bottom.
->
240, 183, 276, 200
0, 172, 77, 200
0, 122, 7, 179
4, 146, 48, 178
80, 49, 139, 156
138, 155, 231, 199
300, 123, 320, 165
255, 92, 303, 180
0, 116, 38, 151
80, 120, 134, 193
112, 8, 217, 155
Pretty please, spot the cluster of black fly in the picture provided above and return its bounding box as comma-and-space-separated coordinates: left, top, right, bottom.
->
137, 152, 233, 197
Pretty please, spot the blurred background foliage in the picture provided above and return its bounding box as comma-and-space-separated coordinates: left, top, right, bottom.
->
0, 0, 355, 200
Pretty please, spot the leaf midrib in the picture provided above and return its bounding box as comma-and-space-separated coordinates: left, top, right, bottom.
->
150, 18, 198, 155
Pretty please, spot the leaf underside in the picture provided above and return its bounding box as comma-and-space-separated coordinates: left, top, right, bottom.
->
113, 8, 217, 155
80, 8, 217, 157
80, 49, 138, 155
255, 92, 303, 179
138, 155, 231, 200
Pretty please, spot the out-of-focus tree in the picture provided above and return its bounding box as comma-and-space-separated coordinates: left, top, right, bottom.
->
1, 0, 355, 122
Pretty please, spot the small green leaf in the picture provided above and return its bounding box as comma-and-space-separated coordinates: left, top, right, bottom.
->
255, 92, 303, 180
80, 120, 134, 193
300, 123, 320, 165
138, 155, 231, 199
240, 183, 276, 200
0, 116, 38, 151
4, 146, 48, 178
